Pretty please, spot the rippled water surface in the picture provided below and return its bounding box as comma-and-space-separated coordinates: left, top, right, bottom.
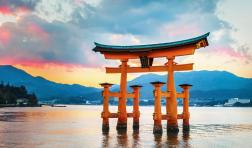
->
0, 106, 252, 147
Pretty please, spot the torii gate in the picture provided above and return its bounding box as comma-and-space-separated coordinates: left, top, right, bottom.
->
93, 32, 210, 134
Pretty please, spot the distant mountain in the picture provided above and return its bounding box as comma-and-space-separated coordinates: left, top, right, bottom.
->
0, 65, 100, 100
1, 65, 251, 103
109, 71, 252, 100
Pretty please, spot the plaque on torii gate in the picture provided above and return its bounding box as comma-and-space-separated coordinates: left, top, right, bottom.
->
93, 32, 210, 134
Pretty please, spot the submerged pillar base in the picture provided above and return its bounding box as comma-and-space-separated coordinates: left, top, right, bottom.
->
102, 124, 109, 133
116, 122, 127, 131
153, 125, 163, 134
183, 125, 190, 132
167, 125, 179, 133
133, 122, 139, 130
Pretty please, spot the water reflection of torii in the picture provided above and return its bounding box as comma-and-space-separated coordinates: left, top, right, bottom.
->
93, 32, 210, 134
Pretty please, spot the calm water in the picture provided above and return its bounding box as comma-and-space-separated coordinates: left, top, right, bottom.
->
0, 106, 252, 148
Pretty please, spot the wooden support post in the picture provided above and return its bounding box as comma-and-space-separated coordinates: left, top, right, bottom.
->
166, 57, 179, 133
100, 83, 113, 133
179, 84, 192, 132
151, 81, 165, 134
130, 85, 142, 130
117, 59, 128, 131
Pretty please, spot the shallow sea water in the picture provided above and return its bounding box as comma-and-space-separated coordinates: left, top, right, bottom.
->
0, 105, 252, 148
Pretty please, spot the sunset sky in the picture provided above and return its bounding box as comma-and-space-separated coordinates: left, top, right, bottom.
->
0, 0, 252, 88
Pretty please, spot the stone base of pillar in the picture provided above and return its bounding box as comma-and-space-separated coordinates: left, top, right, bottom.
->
153, 125, 163, 134
102, 123, 109, 133
167, 125, 179, 133
133, 122, 139, 130
183, 125, 190, 132
116, 122, 127, 131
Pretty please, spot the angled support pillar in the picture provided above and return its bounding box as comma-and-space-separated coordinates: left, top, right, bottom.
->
179, 84, 192, 132
130, 85, 142, 130
100, 83, 113, 133
151, 81, 165, 134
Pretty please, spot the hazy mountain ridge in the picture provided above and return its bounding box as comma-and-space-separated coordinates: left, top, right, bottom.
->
0, 65, 100, 100
0, 65, 251, 102
110, 71, 252, 100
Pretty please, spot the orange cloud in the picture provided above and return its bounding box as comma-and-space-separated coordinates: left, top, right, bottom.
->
0, 57, 86, 69
212, 46, 252, 62
16, 6, 29, 14
0, 6, 11, 15
0, 5, 30, 16
0, 28, 10, 45
27, 23, 49, 41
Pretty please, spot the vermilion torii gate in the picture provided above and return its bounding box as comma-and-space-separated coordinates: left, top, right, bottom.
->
93, 32, 210, 134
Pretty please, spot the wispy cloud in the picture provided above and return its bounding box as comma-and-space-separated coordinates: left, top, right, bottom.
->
0, 0, 251, 79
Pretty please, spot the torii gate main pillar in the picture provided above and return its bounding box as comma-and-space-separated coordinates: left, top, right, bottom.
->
116, 59, 128, 130
166, 57, 179, 132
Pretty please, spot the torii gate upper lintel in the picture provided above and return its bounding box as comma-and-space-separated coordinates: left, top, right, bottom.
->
93, 32, 210, 134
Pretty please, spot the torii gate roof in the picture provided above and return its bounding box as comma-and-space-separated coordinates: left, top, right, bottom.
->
93, 32, 209, 53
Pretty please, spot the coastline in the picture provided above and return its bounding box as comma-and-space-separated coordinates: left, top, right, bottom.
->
0, 104, 42, 108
